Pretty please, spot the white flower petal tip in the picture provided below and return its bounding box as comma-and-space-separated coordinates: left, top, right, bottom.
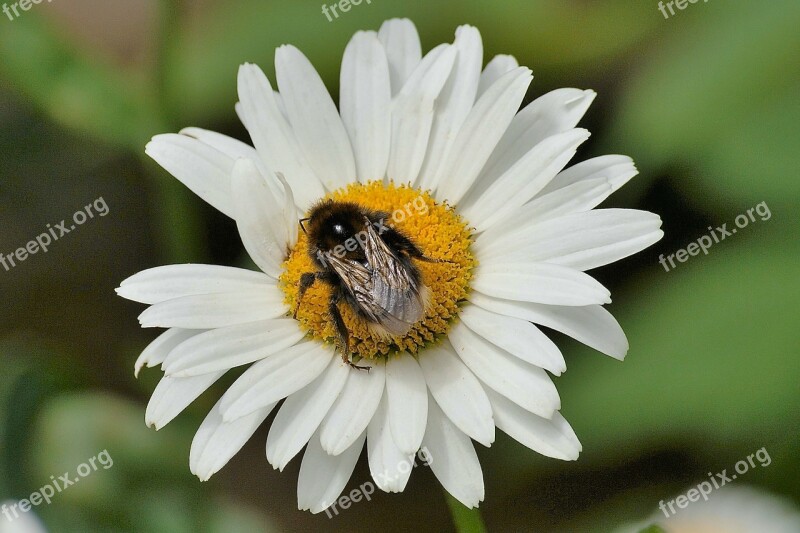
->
144, 134, 237, 219
459, 305, 567, 376
435, 67, 534, 205
236, 63, 325, 209
565, 88, 597, 107
378, 18, 422, 95
319, 361, 385, 456
117, 264, 274, 305
266, 357, 350, 471
422, 397, 485, 508
145, 372, 224, 431
275, 44, 356, 190
340, 30, 391, 183
297, 429, 366, 514
418, 345, 495, 447
470, 293, 630, 360
189, 400, 275, 482
133, 328, 202, 378
448, 325, 561, 419
487, 389, 581, 461
367, 393, 416, 493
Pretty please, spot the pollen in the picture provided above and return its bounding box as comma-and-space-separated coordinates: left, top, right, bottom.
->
280, 181, 475, 360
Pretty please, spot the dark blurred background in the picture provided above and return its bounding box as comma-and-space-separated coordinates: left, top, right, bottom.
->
1, 1, 798, 531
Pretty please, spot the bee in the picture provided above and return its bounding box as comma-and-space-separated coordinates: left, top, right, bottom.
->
293, 200, 441, 370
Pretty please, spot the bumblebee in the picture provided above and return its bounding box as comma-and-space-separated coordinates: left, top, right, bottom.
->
294, 200, 439, 369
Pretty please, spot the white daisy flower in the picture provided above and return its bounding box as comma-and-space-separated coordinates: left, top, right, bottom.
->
619, 486, 800, 533
118, 19, 663, 513
0, 501, 48, 533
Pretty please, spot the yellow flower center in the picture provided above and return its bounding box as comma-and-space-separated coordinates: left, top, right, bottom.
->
280, 181, 475, 360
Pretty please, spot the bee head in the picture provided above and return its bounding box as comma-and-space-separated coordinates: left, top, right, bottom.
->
303, 200, 364, 254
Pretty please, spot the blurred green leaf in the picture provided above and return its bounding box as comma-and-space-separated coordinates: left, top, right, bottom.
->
0, 14, 165, 149
637, 526, 666, 533
27, 392, 281, 532
167, 0, 660, 126
610, 2, 800, 203
559, 224, 800, 453
0, 341, 78, 497
30, 393, 190, 509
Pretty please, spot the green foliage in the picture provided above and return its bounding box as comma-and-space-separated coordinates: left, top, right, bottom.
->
0, 15, 165, 150
609, 2, 800, 205
560, 225, 800, 451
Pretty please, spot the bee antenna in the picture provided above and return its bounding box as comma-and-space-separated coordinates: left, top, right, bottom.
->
299, 217, 310, 234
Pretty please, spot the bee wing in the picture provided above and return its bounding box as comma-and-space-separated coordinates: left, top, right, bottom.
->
363, 218, 427, 334
325, 219, 426, 336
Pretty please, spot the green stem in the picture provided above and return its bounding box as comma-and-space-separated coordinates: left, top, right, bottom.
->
445, 493, 488, 533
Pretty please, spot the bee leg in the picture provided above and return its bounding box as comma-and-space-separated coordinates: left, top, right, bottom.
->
294, 271, 339, 318
328, 292, 370, 372
293, 273, 317, 319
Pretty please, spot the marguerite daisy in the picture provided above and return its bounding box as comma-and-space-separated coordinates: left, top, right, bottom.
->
117, 18, 663, 513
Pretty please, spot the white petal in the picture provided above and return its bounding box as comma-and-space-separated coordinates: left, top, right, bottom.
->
477, 178, 611, 234
478, 209, 664, 271
275, 172, 299, 250
368, 393, 414, 492
320, 360, 385, 456
236, 92, 288, 127
117, 264, 274, 305
220, 340, 332, 421
486, 388, 581, 461
134, 328, 202, 378
340, 31, 392, 183
415, 25, 483, 191
276, 45, 356, 190
385, 355, 428, 454
138, 288, 287, 329
448, 324, 560, 418
478, 88, 596, 188
538, 154, 638, 198
421, 394, 484, 509
435, 67, 533, 205
297, 428, 365, 514
460, 128, 590, 232
471, 262, 611, 306
477, 54, 518, 98
378, 18, 422, 95
162, 318, 306, 377
189, 399, 275, 481
235, 101, 247, 129
417, 344, 494, 447
231, 158, 293, 278
459, 305, 566, 375
386, 44, 457, 185
145, 371, 224, 430
145, 134, 235, 218
266, 357, 350, 471
178, 127, 285, 201
469, 292, 628, 359
237, 63, 325, 209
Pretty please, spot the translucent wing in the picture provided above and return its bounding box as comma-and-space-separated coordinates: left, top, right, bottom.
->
325, 218, 426, 336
